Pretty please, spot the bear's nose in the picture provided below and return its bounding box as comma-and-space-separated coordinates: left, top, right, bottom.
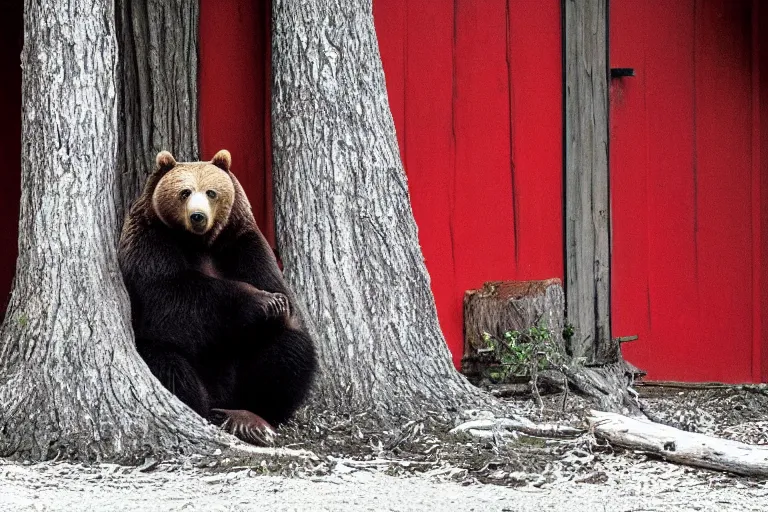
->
190, 212, 207, 224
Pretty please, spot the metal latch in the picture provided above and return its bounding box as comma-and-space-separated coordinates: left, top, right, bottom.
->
610, 68, 635, 78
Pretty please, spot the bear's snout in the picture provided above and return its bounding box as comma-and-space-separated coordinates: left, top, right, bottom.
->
190, 212, 207, 224
186, 191, 212, 234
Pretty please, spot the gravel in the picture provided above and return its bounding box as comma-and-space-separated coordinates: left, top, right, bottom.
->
0, 458, 766, 512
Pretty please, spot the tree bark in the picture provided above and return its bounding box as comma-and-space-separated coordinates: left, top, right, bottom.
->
271, 0, 486, 421
545, 360, 645, 416
0, 0, 225, 462
115, 0, 199, 223
564, 0, 613, 364
558, 1, 649, 416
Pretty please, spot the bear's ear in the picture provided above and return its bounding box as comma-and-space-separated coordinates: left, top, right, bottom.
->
156, 151, 177, 171
211, 149, 231, 172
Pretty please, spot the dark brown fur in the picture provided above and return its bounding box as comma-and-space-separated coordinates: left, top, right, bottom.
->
118, 150, 317, 440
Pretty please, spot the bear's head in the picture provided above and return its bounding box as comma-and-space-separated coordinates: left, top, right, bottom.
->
151, 149, 236, 237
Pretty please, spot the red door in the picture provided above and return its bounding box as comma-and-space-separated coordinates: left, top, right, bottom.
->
610, 0, 768, 383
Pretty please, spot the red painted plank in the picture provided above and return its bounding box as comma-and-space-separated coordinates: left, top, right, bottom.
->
397, 0, 461, 363
507, 0, 563, 281
373, 0, 406, 162
612, 0, 757, 382
452, 1, 517, 307
611, 0, 698, 378
752, 0, 762, 382
760, 2, 768, 382
199, 0, 275, 246
694, 0, 753, 383
450, 0, 518, 366
609, 0, 653, 365
0, 2, 22, 318
374, 0, 563, 366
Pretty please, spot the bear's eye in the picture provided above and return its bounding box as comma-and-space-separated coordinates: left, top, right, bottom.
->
179, 189, 192, 200
206, 190, 217, 199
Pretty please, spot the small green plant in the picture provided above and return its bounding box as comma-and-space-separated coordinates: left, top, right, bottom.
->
479, 320, 557, 384
562, 322, 575, 343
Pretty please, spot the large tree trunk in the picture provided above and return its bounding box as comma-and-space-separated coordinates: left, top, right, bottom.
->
271, 0, 487, 421
115, 0, 199, 222
0, 0, 225, 462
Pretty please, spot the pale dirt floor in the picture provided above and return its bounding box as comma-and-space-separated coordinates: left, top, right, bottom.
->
2, 385, 767, 511
0, 455, 766, 512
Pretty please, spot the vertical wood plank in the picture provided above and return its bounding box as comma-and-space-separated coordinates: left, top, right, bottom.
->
608, 0, 653, 370
614, 0, 702, 381
452, 0, 517, 292
452, 0, 518, 365
752, 0, 762, 382
761, 1, 768, 382
694, 0, 753, 382
508, 0, 564, 280
0, 2, 22, 318
373, 0, 407, 161
199, 0, 274, 245
564, 0, 613, 362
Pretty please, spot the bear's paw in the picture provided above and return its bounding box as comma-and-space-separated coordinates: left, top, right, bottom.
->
211, 408, 277, 446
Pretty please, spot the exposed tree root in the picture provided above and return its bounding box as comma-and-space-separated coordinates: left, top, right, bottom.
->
537, 359, 647, 417
450, 417, 584, 439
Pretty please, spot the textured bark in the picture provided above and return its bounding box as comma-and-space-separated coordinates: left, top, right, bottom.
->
560, 1, 645, 416
564, 0, 614, 364
115, 0, 199, 223
271, 0, 485, 421
0, 0, 226, 462
544, 360, 645, 416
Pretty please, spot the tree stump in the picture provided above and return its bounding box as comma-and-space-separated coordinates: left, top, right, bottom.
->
462, 279, 565, 384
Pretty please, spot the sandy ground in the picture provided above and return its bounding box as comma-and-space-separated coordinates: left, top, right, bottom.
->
2, 386, 767, 511
0, 459, 766, 512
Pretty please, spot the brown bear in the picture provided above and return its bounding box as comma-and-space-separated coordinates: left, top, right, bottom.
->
117, 149, 317, 444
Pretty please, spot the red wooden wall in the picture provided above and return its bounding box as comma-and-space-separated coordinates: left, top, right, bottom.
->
610, 0, 768, 383
199, 0, 564, 367
372, 0, 563, 365
761, 2, 768, 382
1, 1, 763, 383
199, 0, 275, 246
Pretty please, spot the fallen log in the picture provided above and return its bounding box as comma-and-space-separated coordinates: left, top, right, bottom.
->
587, 410, 768, 478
